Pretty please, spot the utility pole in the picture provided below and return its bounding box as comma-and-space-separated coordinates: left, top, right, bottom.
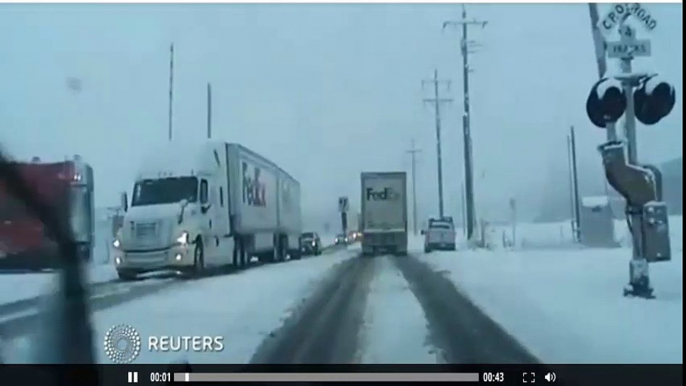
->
460, 183, 467, 236
168, 43, 175, 142
566, 134, 576, 239
443, 5, 487, 241
207, 83, 213, 139
567, 127, 581, 242
406, 139, 421, 235
422, 69, 452, 219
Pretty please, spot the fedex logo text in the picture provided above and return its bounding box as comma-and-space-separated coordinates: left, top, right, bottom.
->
366, 187, 399, 201
242, 162, 267, 207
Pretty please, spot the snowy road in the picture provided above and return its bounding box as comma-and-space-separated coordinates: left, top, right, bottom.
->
251, 252, 536, 364
1, 227, 681, 366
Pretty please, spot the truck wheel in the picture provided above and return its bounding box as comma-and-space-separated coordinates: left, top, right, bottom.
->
232, 240, 239, 268
193, 239, 205, 277
424, 246, 431, 253
279, 236, 289, 261
239, 239, 248, 268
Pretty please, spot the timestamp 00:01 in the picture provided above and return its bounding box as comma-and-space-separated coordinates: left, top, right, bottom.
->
150, 372, 173, 383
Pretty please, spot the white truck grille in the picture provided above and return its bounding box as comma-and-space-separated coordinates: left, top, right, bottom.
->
134, 222, 158, 239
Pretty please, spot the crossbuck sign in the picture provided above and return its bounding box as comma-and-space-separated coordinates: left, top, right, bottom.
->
598, 3, 656, 60
338, 196, 349, 213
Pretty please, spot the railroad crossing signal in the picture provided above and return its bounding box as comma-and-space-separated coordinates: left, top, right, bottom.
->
338, 196, 349, 213
587, 3, 674, 129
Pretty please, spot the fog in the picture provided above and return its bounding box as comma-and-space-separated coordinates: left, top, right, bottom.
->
1, 3, 682, 227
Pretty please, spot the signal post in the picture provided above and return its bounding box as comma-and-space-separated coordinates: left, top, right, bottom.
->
586, 4, 675, 299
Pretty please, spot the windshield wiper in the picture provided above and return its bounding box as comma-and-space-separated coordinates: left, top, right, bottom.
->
0, 149, 97, 382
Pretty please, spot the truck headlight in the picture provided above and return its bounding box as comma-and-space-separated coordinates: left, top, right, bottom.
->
177, 231, 189, 245
112, 239, 121, 248
311, 241, 316, 247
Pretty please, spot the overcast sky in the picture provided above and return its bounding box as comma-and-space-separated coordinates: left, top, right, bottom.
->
0, 3, 682, 224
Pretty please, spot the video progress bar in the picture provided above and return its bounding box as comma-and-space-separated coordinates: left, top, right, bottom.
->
174, 372, 480, 382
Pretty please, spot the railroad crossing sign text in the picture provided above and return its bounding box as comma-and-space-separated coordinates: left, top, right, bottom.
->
599, 3, 657, 36
607, 40, 652, 59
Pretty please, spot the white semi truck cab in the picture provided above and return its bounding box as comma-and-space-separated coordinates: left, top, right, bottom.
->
113, 169, 214, 280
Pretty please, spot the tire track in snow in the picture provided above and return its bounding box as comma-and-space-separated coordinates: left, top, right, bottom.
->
358, 255, 440, 364
394, 254, 540, 364
250, 255, 375, 364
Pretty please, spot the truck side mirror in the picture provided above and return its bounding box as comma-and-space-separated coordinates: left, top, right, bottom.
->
120, 192, 128, 212
420, 230, 425, 235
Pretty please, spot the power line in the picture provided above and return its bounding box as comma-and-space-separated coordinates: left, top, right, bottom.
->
406, 139, 422, 235
422, 69, 452, 219
443, 4, 487, 241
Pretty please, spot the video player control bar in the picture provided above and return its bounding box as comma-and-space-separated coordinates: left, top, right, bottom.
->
173, 372, 480, 382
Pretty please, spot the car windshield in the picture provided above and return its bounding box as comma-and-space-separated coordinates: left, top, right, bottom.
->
131, 177, 198, 207
0, 2, 682, 375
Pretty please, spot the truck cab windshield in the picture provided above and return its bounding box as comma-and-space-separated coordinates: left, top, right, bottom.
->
132, 177, 198, 207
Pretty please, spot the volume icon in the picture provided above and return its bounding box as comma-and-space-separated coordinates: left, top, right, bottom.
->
544, 372, 556, 383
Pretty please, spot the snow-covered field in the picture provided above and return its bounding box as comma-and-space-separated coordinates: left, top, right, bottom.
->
480, 215, 683, 253
6, 246, 358, 363
416, 215, 683, 364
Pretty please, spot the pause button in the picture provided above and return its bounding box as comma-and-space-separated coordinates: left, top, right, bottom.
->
127, 372, 139, 383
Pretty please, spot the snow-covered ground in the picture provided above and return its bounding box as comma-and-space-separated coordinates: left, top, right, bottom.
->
480, 215, 683, 253
359, 255, 437, 364
0, 264, 119, 306
416, 216, 683, 364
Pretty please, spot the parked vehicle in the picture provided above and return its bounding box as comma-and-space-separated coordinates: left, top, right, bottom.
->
360, 172, 408, 256
423, 217, 457, 253
0, 155, 94, 270
300, 232, 322, 256
112, 141, 302, 280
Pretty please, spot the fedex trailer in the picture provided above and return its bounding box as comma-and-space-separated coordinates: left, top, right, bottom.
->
112, 141, 301, 280
360, 172, 408, 256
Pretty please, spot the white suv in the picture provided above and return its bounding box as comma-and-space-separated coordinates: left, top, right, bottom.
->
423, 217, 456, 253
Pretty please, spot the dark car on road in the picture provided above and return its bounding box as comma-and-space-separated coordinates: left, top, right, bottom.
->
334, 233, 349, 245
300, 232, 322, 256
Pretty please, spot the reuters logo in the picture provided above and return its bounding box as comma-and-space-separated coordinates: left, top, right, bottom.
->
104, 324, 141, 364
